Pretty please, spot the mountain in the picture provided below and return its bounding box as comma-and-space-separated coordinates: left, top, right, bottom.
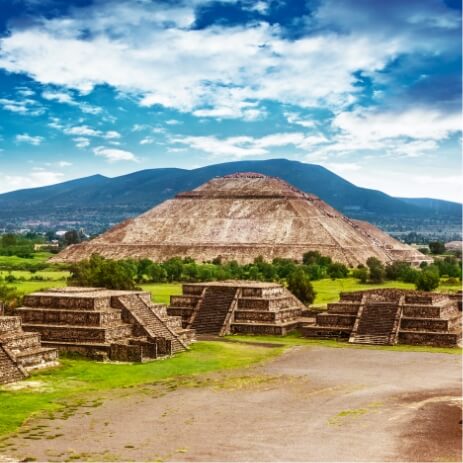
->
0, 159, 460, 236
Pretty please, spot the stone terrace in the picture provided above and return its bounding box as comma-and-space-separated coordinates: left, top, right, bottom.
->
0, 308, 58, 385
168, 281, 305, 336
15, 287, 194, 362
301, 289, 462, 347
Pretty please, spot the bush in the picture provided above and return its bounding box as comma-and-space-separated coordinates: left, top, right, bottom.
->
327, 262, 349, 279
415, 270, 440, 292
429, 241, 446, 255
366, 257, 385, 284
68, 254, 137, 290
352, 267, 368, 283
287, 269, 316, 305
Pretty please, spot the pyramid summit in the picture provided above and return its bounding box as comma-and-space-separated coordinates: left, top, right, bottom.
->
51, 173, 430, 266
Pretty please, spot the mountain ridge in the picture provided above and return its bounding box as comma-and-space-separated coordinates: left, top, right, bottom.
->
0, 159, 460, 235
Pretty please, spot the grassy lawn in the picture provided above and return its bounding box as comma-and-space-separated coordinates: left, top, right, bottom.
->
226, 332, 462, 355
0, 252, 54, 268
140, 283, 183, 304
6, 277, 460, 305
0, 341, 283, 437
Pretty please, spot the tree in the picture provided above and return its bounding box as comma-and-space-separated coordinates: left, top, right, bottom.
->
327, 262, 349, 279
287, 269, 316, 305
352, 267, 368, 283
429, 241, 446, 255
415, 270, 439, 291
366, 257, 385, 284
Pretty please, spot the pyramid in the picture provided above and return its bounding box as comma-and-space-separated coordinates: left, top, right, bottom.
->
51, 173, 430, 266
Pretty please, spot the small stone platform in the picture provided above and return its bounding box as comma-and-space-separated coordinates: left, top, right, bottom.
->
15, 287, 195, 362
168, 281, 304, 336
0, 308, 58, 385
301, 289, 462, 347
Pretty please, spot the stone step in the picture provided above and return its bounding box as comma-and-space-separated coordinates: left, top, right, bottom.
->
350, 334, 392, 345
15, 346, 59, 370
0, 316, 22, 334
0, 331, 42, 350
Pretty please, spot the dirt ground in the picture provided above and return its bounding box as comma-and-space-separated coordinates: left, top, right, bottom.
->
2, 344, 462, 462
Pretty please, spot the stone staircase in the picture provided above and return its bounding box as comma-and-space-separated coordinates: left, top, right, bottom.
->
349, 302, 401, 345
0, 315, 58, 384
301, 289, 461, 348
16, 288, 195, 362
169, 282, 304, 336
191, 286, 238, 335
116, 294, 189, 353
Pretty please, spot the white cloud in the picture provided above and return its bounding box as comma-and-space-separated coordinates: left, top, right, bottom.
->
0, 1, 418, 119
4, 170, 64, 190
173, 132, 328, 158
93, 146, 138, 162
61, 125, 120, 140
16, 133, 44, 145
284, 112, 317, 128
333, 108, 461, 142
73, 137, 90, 149
140, 136, 155, 145
42, 89, 102, 114
57, 160, 72, 167
0, 97, 44, 116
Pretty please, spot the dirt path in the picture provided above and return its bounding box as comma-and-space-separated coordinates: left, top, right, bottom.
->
2, 345, 462, 462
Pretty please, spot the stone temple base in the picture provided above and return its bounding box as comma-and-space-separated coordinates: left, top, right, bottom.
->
15, 287, 195, 362
301, 289, 461, 347
168, 281, 305, 336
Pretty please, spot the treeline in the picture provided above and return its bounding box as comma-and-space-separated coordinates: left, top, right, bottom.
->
68, 252, 461, 296
352, 256, 461, 291
68, 252, 349, 290
0, 233, 40, 258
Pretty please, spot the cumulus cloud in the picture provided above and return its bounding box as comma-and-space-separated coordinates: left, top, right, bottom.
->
93, 146, 138, 162
16, 133, 44, 145
173, 132, 328, 158
0, 0, 432, 119
73, 137, 90, 149
0, 97, 44, 116
4, 170, 64, 189
42, 89, 102, 114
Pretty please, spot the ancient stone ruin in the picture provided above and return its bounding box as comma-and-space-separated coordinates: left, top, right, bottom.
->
0, 305, 58, 385
50, 173, 430, 266
301, 289, 462, 347
15, 287, 194, 362
168, 281, 304, 336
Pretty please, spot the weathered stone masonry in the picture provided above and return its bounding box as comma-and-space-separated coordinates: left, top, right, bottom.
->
15, 287, 195, 362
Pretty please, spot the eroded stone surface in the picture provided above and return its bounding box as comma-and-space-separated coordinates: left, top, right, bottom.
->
50, 173, 430, 266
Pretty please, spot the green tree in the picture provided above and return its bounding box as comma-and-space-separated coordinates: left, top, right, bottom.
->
415, 270, 439, 291
352, 267, 368, 283
366, 257, 385, 284
287, 269, 316, 305
327, 262, 349, 279
429, 241, 446, 255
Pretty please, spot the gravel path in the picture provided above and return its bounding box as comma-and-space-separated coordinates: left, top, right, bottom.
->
2, 345, 461, 462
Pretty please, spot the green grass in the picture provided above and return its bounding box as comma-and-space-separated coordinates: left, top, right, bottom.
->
311, 278, 418, 305
0, 341, 282, 437
226, 332, 462, 355
140, 283, 183, 304
0, 252, 54, 267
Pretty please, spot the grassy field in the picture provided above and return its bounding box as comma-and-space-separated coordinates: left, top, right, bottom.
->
3, 276, 461, 305
0, 252, 54, 268
0, 341, 283, 437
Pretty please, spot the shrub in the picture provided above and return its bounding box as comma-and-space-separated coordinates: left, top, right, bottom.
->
366, 257, 385, 283
327, 262, 349, 279
287, 269, 316, 305
429, 241, 446, 255
415, 270, 439, 292
352, 267, 368, 283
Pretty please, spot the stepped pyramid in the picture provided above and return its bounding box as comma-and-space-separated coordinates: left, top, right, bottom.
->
301, 289, 462, 347
0, 308, 58, 385
51, 173, 430, 266
168, 281, 305, 336
15, 287, 194, 362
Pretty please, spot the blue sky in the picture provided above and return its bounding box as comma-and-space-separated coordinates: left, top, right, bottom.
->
0, 0, 461, 201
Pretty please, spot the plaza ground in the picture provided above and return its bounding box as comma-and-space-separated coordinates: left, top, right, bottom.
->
0, 340, 461, 462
